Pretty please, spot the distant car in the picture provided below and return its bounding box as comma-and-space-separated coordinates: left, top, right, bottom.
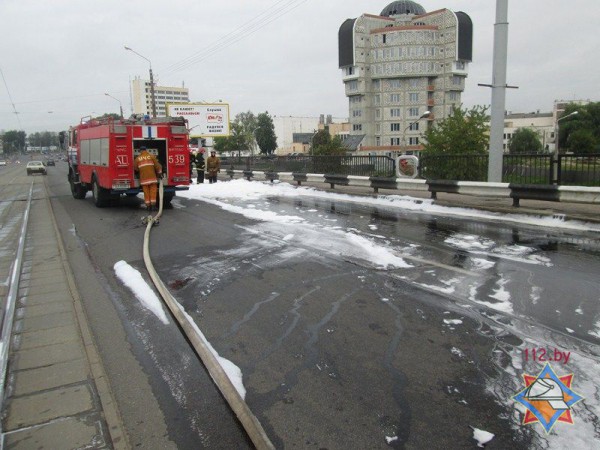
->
46, 158, 55, 166
0, 160, 6, 166
26, 161, 47, 175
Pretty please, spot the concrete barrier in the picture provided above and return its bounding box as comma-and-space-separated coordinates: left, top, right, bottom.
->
226, 170, 600, 205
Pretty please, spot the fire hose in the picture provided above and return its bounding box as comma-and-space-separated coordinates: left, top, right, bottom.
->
142, 179, 275, 449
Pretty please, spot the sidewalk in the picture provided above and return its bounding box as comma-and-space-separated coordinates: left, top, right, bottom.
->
2, 192, 127, 448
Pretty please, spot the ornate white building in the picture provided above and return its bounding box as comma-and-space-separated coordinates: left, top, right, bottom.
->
338, 1, 473, 155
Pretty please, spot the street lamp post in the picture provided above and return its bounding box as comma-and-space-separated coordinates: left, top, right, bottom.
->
124, 46, 156, 118
553, 110, 578, 184
105, 93, 124, 118
401, 110, 430, 155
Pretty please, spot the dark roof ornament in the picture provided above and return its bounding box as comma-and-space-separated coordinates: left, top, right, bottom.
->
380, 1, 426, 17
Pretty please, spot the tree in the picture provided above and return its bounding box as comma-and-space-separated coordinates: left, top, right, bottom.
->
235, 111, 258, 155
214, 122, 247, 154
1, 130, 26, 154
27, 131, 60, 149
422, 105, 489, 155
421, 105, 489, 181
560, 102, 600, 152
567, 129, 597, 154
255, 112, 277, 155
508, 128, 543, 154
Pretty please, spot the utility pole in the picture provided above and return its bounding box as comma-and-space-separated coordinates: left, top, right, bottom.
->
479, 0, 517, 182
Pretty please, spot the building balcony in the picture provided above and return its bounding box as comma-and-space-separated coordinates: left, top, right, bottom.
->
427, 85, 435, 92
451, 61, 469, 75
427, 98, 435, 107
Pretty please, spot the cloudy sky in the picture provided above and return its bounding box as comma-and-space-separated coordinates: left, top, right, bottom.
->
1, 0, 598, 134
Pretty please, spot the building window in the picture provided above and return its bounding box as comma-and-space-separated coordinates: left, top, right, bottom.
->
408, 107, 419, 117
409, 122, 419, 131
449, 92, 459, 101
376, 123, 381, 132
409, 137, 420, 145
391, 138, 401, 146
346, 66, 354, 76
390, 94, 401, 103
409, 93, 419, 102
376, 136, 381, 146
390, 108, 401, 117
353, 124, 362, 131
347, 80, 358, 91
374, 94, 380, 106
388, 79, 401, 89
376, 109, 381, 118
372, 79, 380, 91
353, 110, 362, 117
409, 79, 420, 88
391, 123, 401, 132
451, 76, 462, 86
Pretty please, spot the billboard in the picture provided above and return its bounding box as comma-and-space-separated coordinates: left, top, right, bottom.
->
167, 103, 230, 138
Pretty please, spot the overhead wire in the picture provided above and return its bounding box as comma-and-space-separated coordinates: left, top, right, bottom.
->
0, 65, 23, 130
161, 0, 292, 74
161, 0, 309, 76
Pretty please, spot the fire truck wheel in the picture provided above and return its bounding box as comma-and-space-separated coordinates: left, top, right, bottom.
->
92, 177, 110, 207
69, 173, 87, 199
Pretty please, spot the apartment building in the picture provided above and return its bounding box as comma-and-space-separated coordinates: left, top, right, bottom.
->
339, 1, 473, 155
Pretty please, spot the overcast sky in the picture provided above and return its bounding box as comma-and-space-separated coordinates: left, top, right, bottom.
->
1, 0, 598, 134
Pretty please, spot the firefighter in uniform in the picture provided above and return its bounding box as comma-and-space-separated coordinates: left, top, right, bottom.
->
206, 150, 220, 183
134, 146, 162, 210
194, 148, 206, 183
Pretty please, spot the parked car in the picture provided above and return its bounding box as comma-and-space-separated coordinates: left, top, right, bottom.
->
0, 160, 6, 166
26, 161, 47, 175
46, 158, 55, 166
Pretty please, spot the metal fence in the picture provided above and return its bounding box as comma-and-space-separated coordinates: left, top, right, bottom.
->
558, 154, 600, 186
221, 155, 396, 177
220, 153, 600, 186
419, 153, 600, 186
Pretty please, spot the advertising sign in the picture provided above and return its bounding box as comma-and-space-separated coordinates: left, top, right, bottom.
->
167, 103, 230, 138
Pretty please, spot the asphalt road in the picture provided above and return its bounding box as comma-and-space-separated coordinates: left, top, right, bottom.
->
36, 161, 600, 449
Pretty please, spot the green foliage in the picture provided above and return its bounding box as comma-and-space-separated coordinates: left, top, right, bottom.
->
27, 131, 60, 148
567, 129, 597, 154
1, 130, 26, 154
508, 128, 543, 154
311, 128, 347, 155
421, 106, 489, 181
312, 129, 330, 148
561, 102, 600, 153
214, 122, 246, 153
423, 105, 489, 156
255, 112, 277, 155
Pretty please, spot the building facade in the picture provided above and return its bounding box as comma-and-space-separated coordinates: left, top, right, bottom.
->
501, 112, 554, 152
130, 76, 190, 117
273, 115, 348, 155
338, 1, 473, 155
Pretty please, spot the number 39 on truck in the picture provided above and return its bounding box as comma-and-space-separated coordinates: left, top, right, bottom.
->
62, 115, 190, 207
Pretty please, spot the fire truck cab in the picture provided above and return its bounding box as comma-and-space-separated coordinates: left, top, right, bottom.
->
66, 115, 190, 207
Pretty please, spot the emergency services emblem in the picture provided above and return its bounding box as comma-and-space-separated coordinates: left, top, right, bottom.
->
513, 363, 583, 433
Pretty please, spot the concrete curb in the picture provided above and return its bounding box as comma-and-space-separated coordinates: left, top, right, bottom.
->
45, 184, 130, 449
226, 170, 600, 205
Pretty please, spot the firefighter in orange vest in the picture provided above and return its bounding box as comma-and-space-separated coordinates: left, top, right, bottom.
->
134, 146, 162, 210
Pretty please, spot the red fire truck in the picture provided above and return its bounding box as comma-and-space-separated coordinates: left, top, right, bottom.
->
65, 115, 190, 207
